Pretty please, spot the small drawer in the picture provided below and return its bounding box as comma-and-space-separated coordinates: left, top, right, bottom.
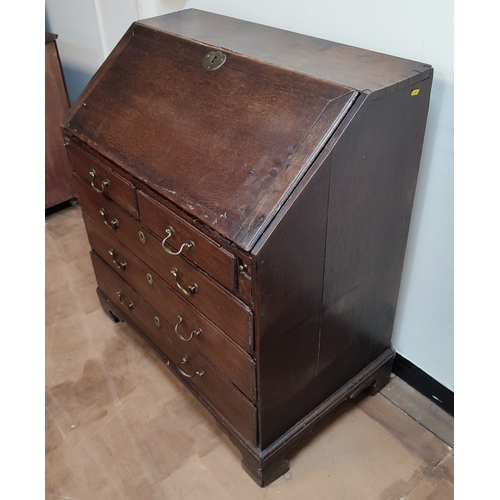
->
91, 252, 256, 444
76, 174, 254, 352
83, 212, 255, 399
68, 142, 138, 218
138, 191, 236, 290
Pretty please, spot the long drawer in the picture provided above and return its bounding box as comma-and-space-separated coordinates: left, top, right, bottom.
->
91, 251, 256, 443
75, 173, 254, 351
138, 190, 236, 291
83, 212, 255, 400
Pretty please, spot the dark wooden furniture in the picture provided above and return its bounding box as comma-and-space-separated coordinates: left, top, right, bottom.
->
62, 9, 432, 486
46, 33, 74, 209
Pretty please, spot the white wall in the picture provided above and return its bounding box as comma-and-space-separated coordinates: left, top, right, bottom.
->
45, 0, 454, 391
45, 0, 139, 102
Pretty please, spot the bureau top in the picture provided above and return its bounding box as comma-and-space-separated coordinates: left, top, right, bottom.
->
64, 9, 431, 251
139, 9, 431, 93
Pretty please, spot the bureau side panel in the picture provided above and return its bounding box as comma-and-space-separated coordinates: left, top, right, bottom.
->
252, 161, 330, 449
319, 78, 433, 386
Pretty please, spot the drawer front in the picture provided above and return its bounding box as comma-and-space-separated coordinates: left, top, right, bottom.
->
76, 174, 254, 351
83, 212, 255, 399
69, 143, 139, 218
91, 252, 256, 443
138, 190, 236, 291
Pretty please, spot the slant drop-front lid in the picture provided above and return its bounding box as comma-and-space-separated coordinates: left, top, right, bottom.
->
65, 23, 358, 250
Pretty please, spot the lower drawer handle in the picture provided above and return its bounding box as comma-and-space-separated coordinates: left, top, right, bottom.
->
162, 227, 195, 256
99, 208, 119, 230
108, 249, 127, 270
174, 313, 202, 342
116, 290, 134, 310
171, 268, 198, 296
89, 169, 110, 193
176, 355, 204, 378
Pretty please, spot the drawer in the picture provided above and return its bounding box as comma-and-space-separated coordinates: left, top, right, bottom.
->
83, 212, 255, 399
76, 174, 254, 351
91, 251, 256, 444
138, 190, 236, 291
68, 142, 138, 218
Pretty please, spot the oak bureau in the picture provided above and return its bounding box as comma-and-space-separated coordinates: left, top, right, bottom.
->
62, 9, 433, 486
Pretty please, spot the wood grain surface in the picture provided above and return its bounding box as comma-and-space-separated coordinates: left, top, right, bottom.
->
65, 25, 356, 250
46, 35, 73, 208
83, 212, 256, 399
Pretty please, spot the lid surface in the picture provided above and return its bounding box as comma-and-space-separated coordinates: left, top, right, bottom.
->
141, 9, 432, 93
66, 24, 357, 250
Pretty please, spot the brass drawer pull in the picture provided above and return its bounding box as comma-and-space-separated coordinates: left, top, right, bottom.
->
99, 208, 119, 230
108, 249, 127, 270
89, 169, 110, 193
171, 268, 198, 296
116, 290, 134, 310
174, 313, 202, 342
176, 355, 204, 378
162, 226, 195, 256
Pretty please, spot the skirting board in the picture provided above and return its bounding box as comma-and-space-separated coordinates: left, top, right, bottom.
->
392, 354, 454, 416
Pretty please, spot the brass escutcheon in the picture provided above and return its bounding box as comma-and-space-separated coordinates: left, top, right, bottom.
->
138, 231, 146, 244
146, 273, 154, 285
154, 316, 161, 328
203, 50, 226, 71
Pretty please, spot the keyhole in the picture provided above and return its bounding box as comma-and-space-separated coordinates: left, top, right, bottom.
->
203, 51, 226, 71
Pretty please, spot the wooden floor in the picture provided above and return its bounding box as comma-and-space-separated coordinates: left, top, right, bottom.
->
45, 203, 454, 499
